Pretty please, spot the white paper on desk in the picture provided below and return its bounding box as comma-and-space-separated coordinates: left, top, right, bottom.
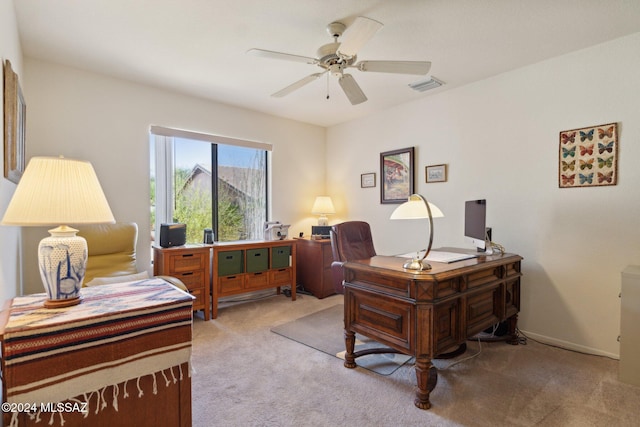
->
398, 250, 476, 263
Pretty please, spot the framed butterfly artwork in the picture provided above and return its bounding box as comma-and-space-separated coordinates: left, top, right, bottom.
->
559, 122, 618, 188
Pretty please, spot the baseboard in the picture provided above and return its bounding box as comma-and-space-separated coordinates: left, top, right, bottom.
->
519, 329, 619, 360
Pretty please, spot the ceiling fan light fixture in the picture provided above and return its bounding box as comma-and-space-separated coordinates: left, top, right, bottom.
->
408, 76, 444, 92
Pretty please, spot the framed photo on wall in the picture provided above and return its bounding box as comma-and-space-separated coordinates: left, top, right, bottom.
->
361, 172, 376, 188
380, 147, 414, 204
3, 59, 26, 184
426, 164, 447, 183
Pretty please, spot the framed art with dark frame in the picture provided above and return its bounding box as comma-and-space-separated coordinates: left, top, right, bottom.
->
3, 60, 26, 184
380, 147, 414, 204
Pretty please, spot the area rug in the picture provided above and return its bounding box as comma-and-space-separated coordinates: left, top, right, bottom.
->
271, 304, 413, 375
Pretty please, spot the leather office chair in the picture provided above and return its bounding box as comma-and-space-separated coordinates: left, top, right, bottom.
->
330, 221, 377, 294
78, 222, 187, 290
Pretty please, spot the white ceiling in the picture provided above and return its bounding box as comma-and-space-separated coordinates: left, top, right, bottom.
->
14, 0, 640, 128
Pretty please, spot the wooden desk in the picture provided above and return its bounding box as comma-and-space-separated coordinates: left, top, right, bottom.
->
342, 250, 522, 409
0, 279, 193, 426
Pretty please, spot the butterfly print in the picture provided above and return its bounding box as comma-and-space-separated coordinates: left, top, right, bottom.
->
562, 146, 576, 158
561, 160, 575, 171
561, 174, 575, 185
579, 144, 594, 156
579, 173, 593, 184
561, 132, 576, 144
598, 126, 614, 139
597, 156, 614, 168
579, 159, 594, 170
598, 171, 613, 183
580, 129, 594, 141
598, 141, 614, 154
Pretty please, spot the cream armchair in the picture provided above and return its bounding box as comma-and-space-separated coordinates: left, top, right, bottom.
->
78, 222, 187, 291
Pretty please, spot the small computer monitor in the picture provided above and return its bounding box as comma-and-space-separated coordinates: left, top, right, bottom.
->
465, 199, 487, 251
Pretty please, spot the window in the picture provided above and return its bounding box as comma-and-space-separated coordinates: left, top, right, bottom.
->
150, 126, 270, 245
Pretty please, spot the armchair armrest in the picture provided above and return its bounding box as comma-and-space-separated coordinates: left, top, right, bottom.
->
331, 261, 346, 294
156, 275, 189, 292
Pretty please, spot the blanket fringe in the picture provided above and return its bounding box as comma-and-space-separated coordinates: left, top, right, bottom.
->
5, 366, 182, 426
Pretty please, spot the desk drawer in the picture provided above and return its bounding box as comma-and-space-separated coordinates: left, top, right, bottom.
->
346, 289, 412, 352
465, 266, 501, 289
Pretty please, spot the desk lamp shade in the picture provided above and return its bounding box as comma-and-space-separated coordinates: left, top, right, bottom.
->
311, 196, 336, 226
390, 194, 444, 271
1, 156, 115, 308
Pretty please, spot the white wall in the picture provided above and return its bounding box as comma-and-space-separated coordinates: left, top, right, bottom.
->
20, 58, 326, 294
326, 33, 640, 358
0, 0, 23, 305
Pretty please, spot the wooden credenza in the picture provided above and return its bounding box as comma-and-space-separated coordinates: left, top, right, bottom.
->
342, 249, 522, 410
295, 237, 335, 298
153, 245, 211, 320
212, 240, 297, 319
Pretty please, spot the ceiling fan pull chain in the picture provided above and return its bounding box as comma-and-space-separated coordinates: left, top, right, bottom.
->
326, 72, 330, 100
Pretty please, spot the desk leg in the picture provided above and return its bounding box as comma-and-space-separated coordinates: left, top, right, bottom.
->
506, 313, 520, 345
414, 356, 438, 410
344, 329, 357, 368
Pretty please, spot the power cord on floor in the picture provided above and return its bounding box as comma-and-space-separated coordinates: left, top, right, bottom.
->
515, 328, 618, 360
439, 338, 483, 370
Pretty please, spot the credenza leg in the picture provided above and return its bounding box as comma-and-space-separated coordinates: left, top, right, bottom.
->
414, 356, 438, 409
344, 329, 357, 368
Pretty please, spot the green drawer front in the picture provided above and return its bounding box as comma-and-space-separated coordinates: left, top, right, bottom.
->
218, 250, 244, 276
246, 248, 269, 273
271, 246, 291, 269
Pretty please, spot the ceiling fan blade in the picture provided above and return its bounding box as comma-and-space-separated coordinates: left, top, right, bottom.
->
338, 74, 367, 105
272, 72, 326, 98
337, 16, 383, 59
247, 48, 318, 65
355, 60, 431, 75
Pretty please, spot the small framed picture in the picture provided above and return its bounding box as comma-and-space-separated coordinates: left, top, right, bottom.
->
426, 164, 447, 183
361, 172, 376, 188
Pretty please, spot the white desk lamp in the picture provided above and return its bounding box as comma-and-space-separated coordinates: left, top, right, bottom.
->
390, 194, 444, 271
1, 156, 115, 308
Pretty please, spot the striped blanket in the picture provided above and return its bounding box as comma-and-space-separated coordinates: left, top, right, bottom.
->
1, 278, 194, 410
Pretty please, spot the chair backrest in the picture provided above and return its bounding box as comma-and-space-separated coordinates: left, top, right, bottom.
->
330, 221, 377, 262
77, 222, 138, 284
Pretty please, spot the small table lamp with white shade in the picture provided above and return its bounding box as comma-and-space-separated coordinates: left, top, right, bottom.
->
1, 156, 115, 308
390, 193, 444, 271
311, 196, 336, 226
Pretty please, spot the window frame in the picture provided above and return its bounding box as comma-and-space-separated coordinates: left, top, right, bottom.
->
150, 126, 271, 244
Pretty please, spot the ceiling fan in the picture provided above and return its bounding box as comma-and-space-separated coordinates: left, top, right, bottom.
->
247, 17, 431, 105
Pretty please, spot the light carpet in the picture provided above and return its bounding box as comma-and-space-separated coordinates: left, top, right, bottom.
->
191, 292, 640, 427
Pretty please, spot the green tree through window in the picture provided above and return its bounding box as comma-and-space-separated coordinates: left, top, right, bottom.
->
151, 133, 268, 245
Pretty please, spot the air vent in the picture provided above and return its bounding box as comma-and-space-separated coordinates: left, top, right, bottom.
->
408, 77, 444, 92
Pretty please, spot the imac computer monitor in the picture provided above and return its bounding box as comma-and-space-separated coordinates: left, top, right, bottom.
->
465, 199, 487, 251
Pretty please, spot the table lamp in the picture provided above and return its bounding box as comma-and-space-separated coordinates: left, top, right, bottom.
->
311, 196, 335, 226
390, 194, 444, 271
1, 156, 115, 308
